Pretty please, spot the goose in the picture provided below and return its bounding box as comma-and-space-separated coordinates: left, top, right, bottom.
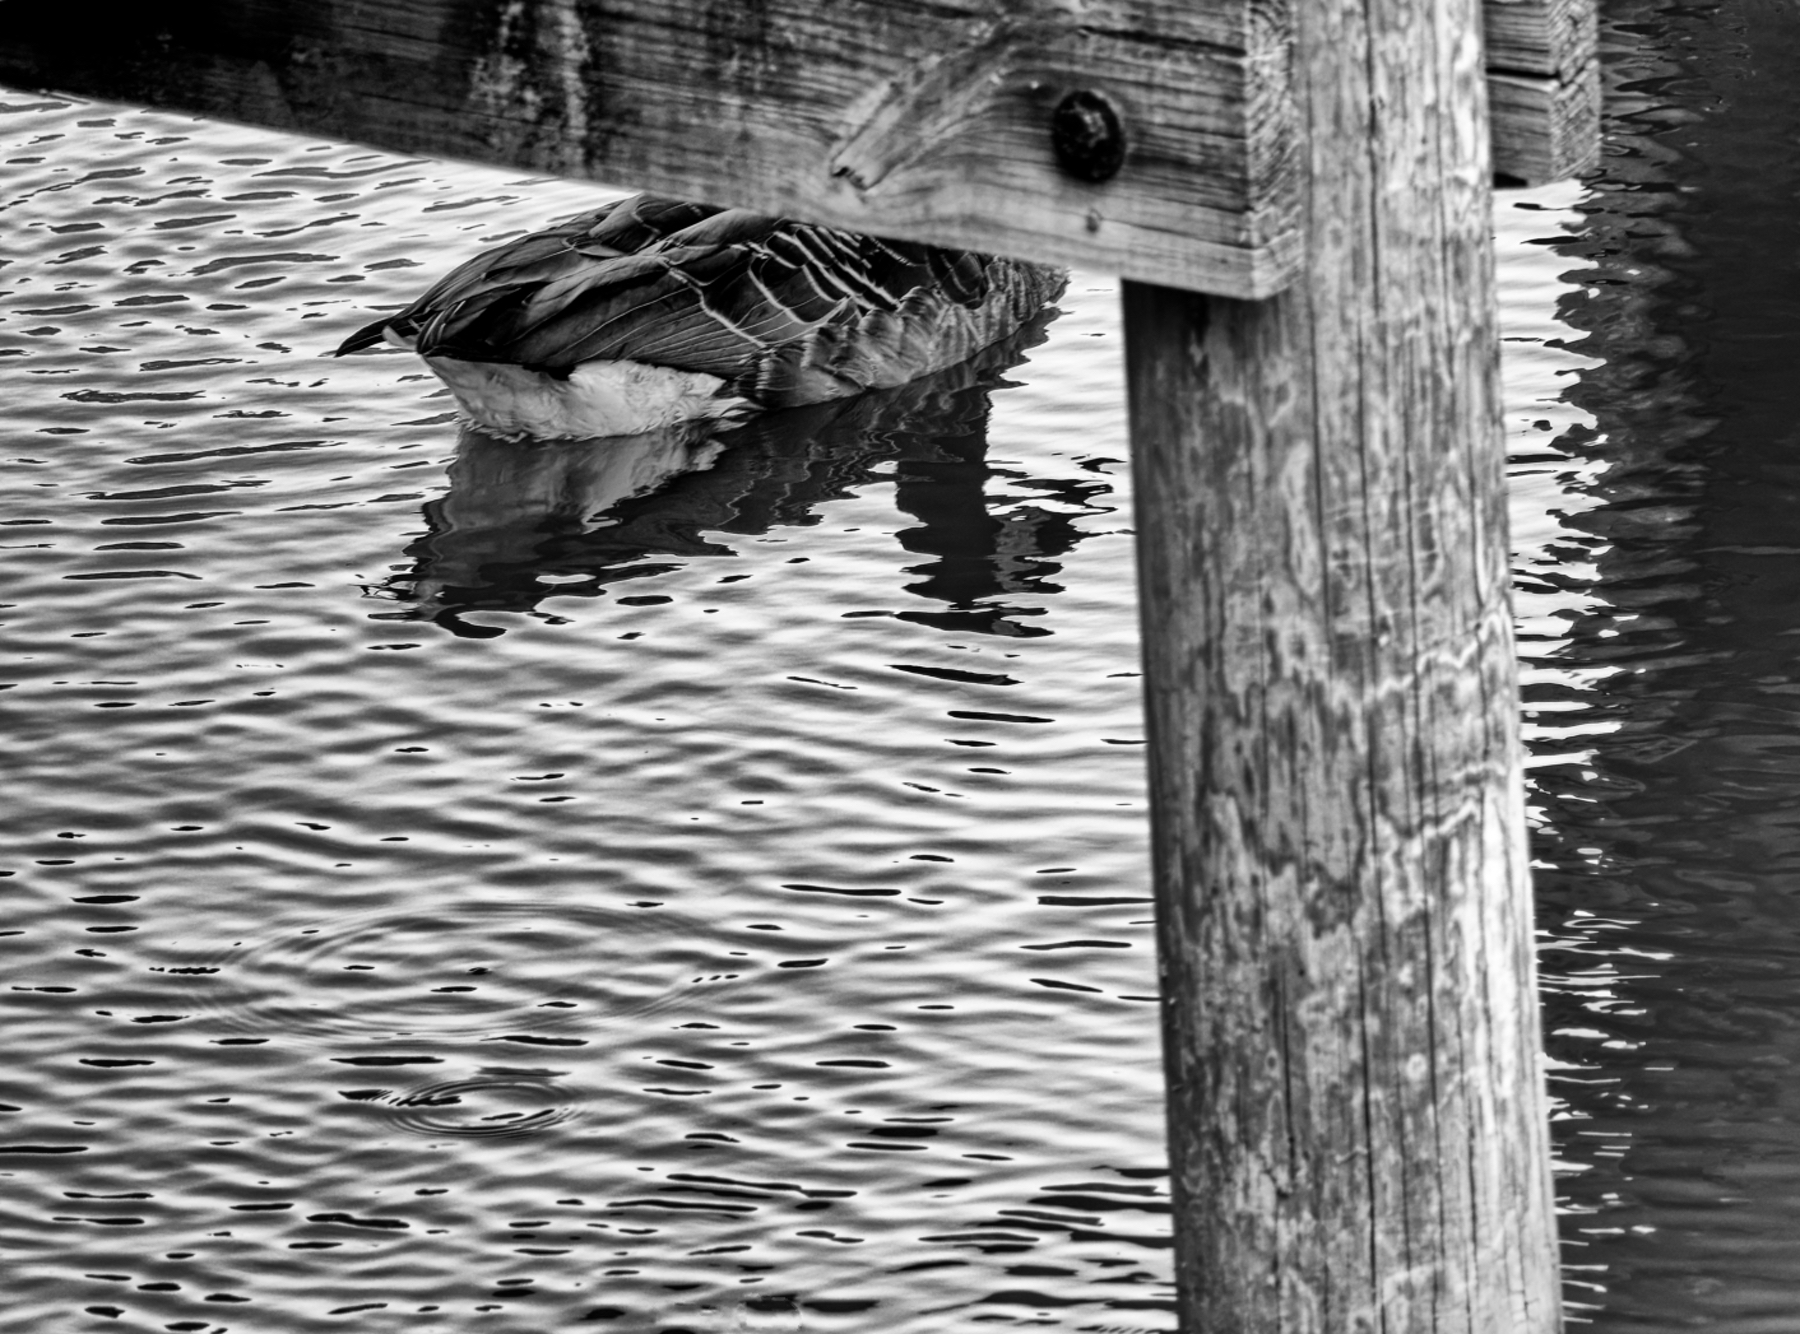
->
334, 193, 1067, 441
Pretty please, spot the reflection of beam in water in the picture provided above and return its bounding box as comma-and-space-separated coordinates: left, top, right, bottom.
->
377, 311, 1088, 637
890, 437, 1093, 638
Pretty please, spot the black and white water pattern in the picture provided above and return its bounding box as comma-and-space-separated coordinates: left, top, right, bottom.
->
0, 90, 1165, 1333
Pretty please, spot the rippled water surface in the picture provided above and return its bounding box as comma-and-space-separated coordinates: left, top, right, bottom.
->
0, 90, 1164, 1333
1515, 0, 1800, 1327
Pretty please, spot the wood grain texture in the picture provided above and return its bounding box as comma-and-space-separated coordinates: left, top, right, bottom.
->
0, 0, 1301, 298
1484, 0, 1596, 76
1124, 0, 1561, 1325
1491, 62, 1602, 183
1482, 0, 1601, 183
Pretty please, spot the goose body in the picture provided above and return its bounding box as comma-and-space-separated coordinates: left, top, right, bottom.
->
335, 194, 1067, 440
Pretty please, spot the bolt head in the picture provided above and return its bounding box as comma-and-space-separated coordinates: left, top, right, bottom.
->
1051, 90, 1126, 184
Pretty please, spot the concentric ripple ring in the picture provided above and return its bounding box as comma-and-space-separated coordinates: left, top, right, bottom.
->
379, 1074, 585, 1138
154, 900, 739, 1041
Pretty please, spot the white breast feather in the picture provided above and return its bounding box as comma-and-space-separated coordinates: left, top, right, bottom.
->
423, 354, 750, 440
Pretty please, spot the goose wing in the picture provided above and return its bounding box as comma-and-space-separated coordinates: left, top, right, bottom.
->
741, 236, 1067, 407
332, 195, 724, 357
394, 210, 867, 382
337, 194, 1062, 405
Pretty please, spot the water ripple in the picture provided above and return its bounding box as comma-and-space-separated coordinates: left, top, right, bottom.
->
2, 86, 1159, 1331
376, 1073, 586, 1138
150, 901, 733, 1041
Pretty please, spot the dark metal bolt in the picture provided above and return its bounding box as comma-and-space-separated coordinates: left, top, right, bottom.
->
1051, 90, 1126, 184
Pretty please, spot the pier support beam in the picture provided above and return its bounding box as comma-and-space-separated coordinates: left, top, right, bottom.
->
1122, 0, 1561, 1327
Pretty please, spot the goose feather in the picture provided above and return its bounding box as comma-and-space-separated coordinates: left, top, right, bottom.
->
335, 194, 1066, 440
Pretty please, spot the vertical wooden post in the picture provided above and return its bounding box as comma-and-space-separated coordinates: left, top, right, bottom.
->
1123, 0, 1561, 1327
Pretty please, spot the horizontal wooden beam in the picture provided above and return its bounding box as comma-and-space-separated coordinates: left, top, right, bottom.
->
0, 0, 1304, 299
1490, 64, 1602, 184
1486, 0, 1597, 75
1484, 0, 1601, 183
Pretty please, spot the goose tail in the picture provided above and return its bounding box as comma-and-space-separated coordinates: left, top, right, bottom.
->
334, 317, 398, 356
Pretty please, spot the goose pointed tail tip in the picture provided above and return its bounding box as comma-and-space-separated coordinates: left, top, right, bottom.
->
333, 318, 394, 357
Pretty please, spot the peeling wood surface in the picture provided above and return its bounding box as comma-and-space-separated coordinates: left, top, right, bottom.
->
1123, 0, 1562, 1323
1484, 0, 1601, 182
0, 0, 1302, 298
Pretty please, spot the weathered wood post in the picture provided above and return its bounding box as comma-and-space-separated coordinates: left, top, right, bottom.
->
1123, 0, 1562, 1328
1, 1, 1583, 1325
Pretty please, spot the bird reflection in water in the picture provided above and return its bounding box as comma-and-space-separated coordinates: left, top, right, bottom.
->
374, 312, 1098, 639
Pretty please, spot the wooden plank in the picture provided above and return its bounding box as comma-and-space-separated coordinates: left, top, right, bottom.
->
1483, 0, 1601, 182
0, 0, 1302, 299
1124, 0, 1562, 1323
1486, 0, 1596, 76
1491, 62, 1603, 183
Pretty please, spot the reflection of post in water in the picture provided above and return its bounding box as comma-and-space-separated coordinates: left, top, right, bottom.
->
890, 434, 1094, 639
377, 311, 1095, 637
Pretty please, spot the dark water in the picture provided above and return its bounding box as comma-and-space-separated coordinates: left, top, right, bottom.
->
1524, 0, 1800, 1327
6, 0, 1798, 1322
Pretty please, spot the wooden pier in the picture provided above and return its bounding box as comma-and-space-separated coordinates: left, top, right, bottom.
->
3, 1, 1595, 1326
